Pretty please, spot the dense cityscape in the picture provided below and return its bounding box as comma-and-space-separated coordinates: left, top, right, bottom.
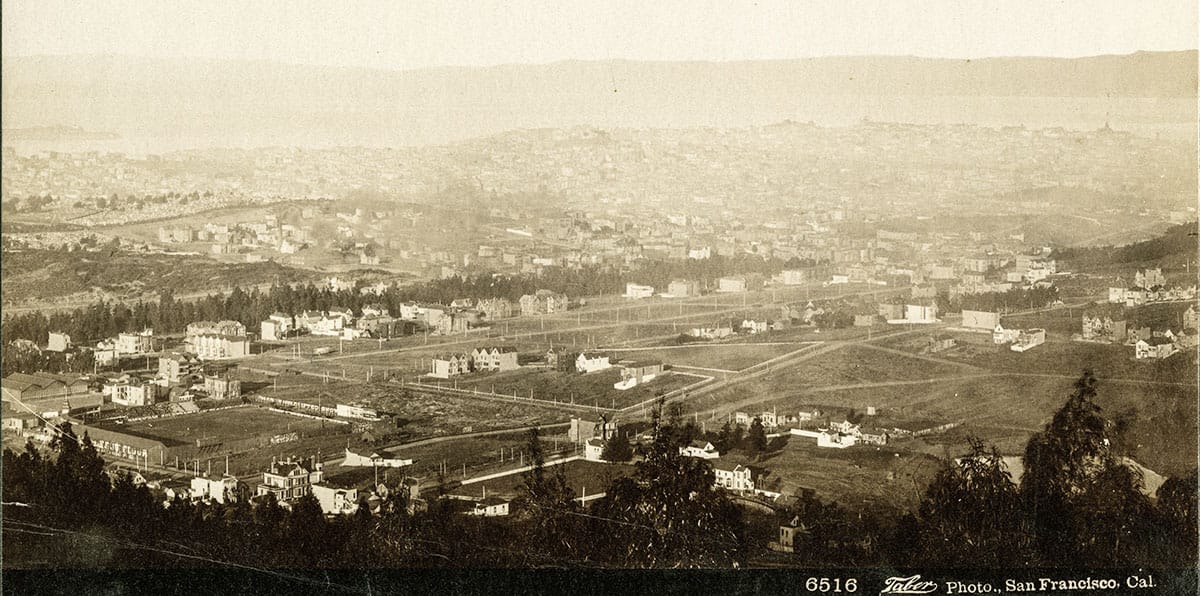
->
1, 4, 1197, 591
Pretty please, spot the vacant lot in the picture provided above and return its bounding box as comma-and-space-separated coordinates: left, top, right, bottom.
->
464, 459, 637, 501
756, 438, 943, 514
319, 430, 576, 488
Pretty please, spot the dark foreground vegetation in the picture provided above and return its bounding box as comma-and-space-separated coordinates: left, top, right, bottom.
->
3, 372, 1195, 569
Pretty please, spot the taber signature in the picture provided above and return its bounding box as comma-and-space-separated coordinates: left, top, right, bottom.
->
881, 575, 938, 595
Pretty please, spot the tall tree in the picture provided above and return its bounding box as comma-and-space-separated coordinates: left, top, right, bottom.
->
1154, 470, 1199, 567
590, 401, 745, 567
518, 427, 580, 564
600, 430, 633, 463
913, 437, 1034, 567
745, 417, 768, 456
1021, 370, 1155, 566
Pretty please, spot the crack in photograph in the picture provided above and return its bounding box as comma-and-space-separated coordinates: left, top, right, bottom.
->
1, 1, 1197, 594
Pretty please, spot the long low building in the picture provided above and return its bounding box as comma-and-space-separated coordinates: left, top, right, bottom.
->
71, 422, 185, 465
1, 372, 91, 402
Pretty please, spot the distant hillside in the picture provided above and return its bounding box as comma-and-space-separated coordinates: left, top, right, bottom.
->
0, 249, 322, 306
996, 186, 1120, 210
2, 51, 1195, 149
2, 125, 120, 141
1058, 221, 1199, 270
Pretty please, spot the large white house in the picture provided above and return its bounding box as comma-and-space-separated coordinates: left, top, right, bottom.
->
189, 334, 250, 360
471, 497, 511, 517
429, 353, 471, 378
993, 324, 1020, 344
1135, 337, 1178, 360
190, 474, 239, 504
679, 440, 720, 459
311, 484, 359, 515
1010, 328, 1046, 352
713, 464, 756, 492
900, 303, 939, 324
116, 330, 154, 355
584, 438, 607, 462
576, 353, 612, 373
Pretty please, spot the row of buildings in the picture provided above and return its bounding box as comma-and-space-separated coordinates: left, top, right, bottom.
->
428, 347, 521, 378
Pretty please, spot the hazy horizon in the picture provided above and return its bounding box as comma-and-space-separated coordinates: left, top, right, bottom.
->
4, 51, 1196, 154
4, 48, 1198, 73
3, 1, 1197, 71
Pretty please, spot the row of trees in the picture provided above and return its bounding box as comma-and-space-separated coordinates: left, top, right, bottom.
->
2, 191, 218, 214
935, 285, 1060, 315
0, 341, 97, 376
629, 255, 820, 293
1, 251, 823, 350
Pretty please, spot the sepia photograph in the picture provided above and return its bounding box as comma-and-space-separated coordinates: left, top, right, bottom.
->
1, 1, 1197, 593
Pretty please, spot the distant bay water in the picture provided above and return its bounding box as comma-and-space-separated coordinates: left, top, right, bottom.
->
4, 95, 1194, 157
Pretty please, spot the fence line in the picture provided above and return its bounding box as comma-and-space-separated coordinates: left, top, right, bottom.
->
265, 407, 350, 425
459, 455, 582, 485
406, 382, 617, 413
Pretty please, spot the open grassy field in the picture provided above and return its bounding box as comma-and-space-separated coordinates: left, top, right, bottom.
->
606, 342, 813, 372
447, 367, 705, 410
770, 344, 971, 387
871, 322, 1196, 384
932, 336, 1195, 383
740, 373, 1197, 479
256, 378, 571, 434
101, 405, 328, 444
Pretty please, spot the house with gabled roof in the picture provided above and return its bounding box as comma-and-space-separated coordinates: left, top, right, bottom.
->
576, 352, 612, 373
430, 353, 471, 378
471, 346, 519, 372
679, 440, 720, 459
256, 456, 324, 503
471, 496, 511, 517
713, 461, 758, 492
1135, 337, 1178, 360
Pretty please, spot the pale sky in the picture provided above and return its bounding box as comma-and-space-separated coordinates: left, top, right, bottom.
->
3, 0, 1197, 70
